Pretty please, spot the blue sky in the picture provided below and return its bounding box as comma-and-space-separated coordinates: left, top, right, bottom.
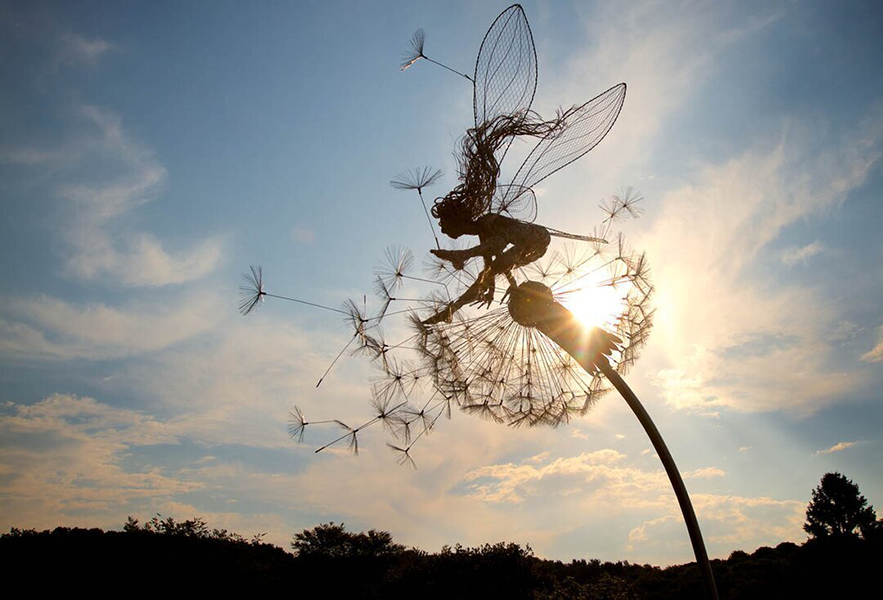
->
1, 0, 881, 566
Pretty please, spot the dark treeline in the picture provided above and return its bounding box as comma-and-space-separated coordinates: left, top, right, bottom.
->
3, 474, 881, 597
2, 516, 881, 598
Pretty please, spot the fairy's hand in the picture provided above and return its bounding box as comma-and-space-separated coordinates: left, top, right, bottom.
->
469, 269, 496, 309
430, 248, 467, 271
480, 279, 496, 308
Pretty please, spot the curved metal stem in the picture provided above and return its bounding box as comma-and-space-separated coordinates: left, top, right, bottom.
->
598, 363, 719, 600
522, 295, 718, 599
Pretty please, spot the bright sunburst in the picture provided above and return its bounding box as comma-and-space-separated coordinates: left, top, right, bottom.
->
560, 270, 628, 330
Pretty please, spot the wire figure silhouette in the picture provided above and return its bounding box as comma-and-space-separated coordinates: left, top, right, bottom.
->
401, 5, 626, 326
239, 6, 716, 597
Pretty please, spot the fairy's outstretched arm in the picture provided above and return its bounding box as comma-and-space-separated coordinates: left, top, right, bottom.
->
429, 236, 506, 271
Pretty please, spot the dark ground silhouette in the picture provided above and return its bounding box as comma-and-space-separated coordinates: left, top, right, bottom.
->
3, 515, 880, 598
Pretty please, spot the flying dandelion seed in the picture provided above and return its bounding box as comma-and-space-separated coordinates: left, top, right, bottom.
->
390, 166, 443, 193
399, 28, 425, 72
238, 265, 265, 316
400, 27, 473, 81
392, 167, 445, 248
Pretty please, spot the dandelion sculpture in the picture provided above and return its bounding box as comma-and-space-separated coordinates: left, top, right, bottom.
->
240, 5, 718, 599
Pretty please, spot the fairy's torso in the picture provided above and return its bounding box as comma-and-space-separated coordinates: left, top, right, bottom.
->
475, 213, 551, 262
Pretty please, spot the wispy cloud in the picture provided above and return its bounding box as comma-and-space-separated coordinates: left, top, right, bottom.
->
643, 111, 881, 414
814, 441, 859, 456
0, 292, 222, 360
683, 467, 726, 479
0, 147, 68, 165
539, 0, 785, 198
56, 106, 222, 287
57, 33, 113, 67
628, 493, 805, 555
780, 241, 825, 267
861, 326, 883, 363
459, 450, 802, 562
463, 451, 727, 505
0, 394, 197, 530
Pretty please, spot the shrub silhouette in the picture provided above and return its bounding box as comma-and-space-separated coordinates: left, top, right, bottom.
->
291, 521, 404, 558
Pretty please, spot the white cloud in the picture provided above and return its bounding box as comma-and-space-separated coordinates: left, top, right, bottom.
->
0, 292, 222, 360
813, 441, 858, 456
628, 493, 805, 555
0, 394, 198, 531
642, 114, 881, 414
463, 450, 727, 506
57, 106, 222, 286
683, 467, 726, 479
458, 450, 803, 563
532, 0, 785, 206
780, 241, 824, 267
0, 146, 68, 165
58, 33, 113, 67
861, 327, 883, 363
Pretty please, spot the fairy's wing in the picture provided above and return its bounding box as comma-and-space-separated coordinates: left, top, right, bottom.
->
473, 4, 538, 130
505, 83, 627, 202
491, 83, 626, 222
491, 184, 537, 221
543, 226, 607, 244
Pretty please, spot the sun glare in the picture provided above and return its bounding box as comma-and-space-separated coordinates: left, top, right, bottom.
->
560, 274, 626, 330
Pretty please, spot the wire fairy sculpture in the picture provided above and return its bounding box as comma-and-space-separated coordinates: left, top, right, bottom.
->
399, 5, 627, 326
240, 6, 719, 598
241, 3, 646, 462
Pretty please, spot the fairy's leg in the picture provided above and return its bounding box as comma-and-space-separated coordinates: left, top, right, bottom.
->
422, 268, 493, 325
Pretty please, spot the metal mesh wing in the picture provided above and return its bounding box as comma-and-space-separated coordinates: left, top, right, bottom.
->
508, 83, 627, 196
473, 4, 538, 128
490, 184, 537, 221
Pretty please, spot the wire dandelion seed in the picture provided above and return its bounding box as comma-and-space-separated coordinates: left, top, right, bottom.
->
376, 246, 414, 291
390, 166, 443, 193
287, 406, 308, 442
287, 406, 341, 444
392, 167, 445, 248
400, 28, 473, 81
399, 28, 426, 72
238, 265, 265, 315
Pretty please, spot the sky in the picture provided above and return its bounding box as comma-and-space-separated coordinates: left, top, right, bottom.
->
1, 0, 881, 567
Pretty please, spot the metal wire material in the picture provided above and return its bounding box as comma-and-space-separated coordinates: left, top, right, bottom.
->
506, 83, 627, 195
412, 233, 653, 428
249, 5, 645, 463
473, 4, 538, 133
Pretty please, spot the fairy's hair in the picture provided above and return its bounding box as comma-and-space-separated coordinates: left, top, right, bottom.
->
433, 111, 567, 224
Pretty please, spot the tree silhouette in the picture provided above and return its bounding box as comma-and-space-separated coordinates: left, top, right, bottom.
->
804, 472, 877, 538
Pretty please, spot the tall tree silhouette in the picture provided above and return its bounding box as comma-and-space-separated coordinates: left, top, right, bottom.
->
804, 472, 877, 538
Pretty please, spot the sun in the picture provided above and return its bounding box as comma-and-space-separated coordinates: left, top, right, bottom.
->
559, 271, 627, 331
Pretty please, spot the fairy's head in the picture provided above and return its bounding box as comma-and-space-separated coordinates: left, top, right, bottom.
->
432, 195, 476, 239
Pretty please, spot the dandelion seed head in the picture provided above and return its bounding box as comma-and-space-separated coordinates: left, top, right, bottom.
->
238, 265, 265, 316
400, 28, 426, 71
390, 166, 443, 192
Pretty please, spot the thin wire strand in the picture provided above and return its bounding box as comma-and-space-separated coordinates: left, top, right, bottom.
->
264, 292, 349, 315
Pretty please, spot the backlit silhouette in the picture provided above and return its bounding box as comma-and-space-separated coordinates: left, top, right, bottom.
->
239, 5, 718, 598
